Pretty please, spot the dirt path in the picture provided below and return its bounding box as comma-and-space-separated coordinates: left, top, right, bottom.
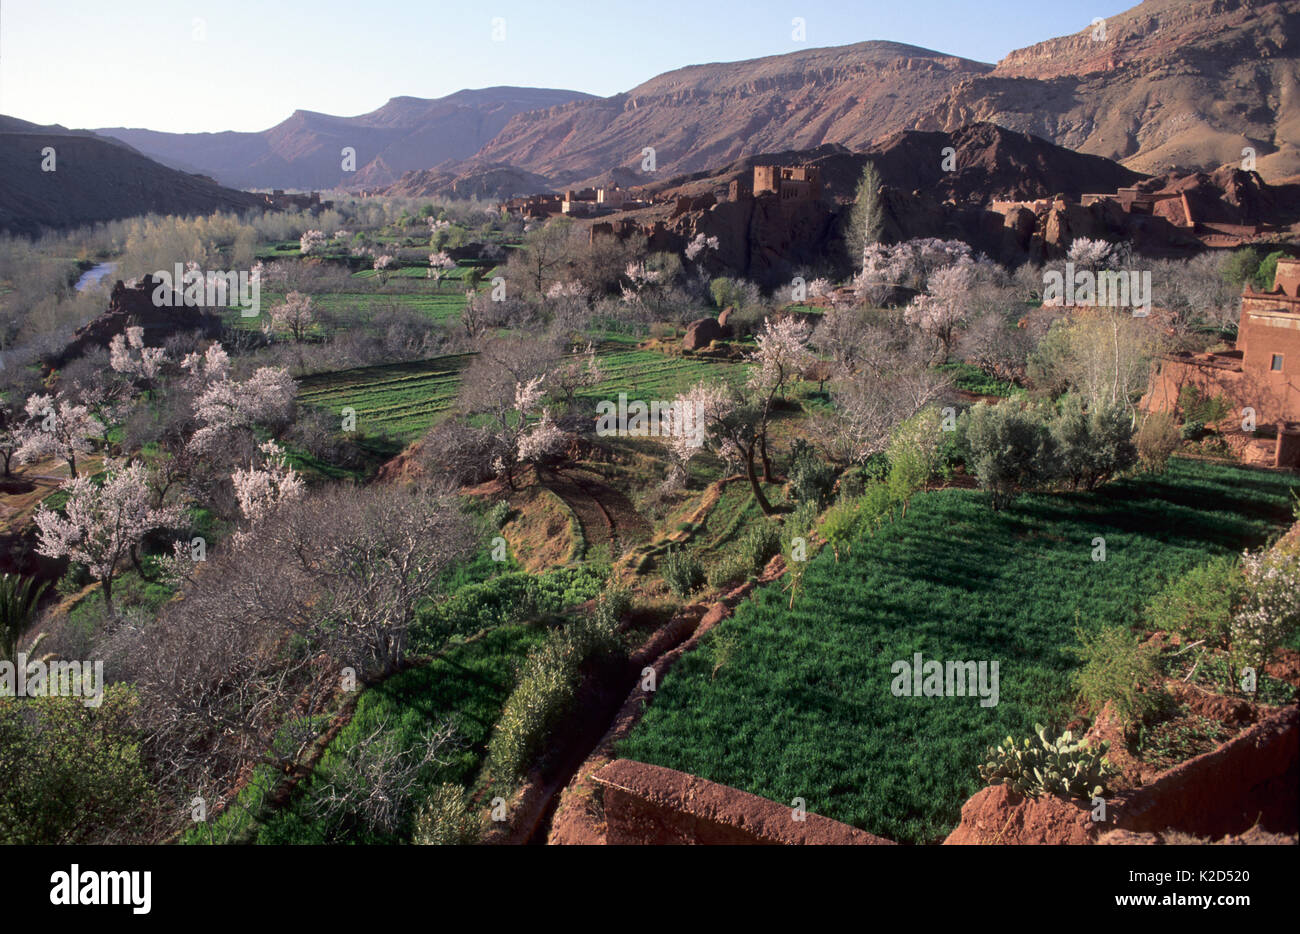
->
541, 466, 651, 559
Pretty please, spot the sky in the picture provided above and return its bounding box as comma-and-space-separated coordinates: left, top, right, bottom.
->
1, 0, 1135, 134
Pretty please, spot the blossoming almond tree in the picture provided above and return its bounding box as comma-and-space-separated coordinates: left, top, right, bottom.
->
33, 461, 184, 614
189, 366, 297, 455
109, 326, 168, 382
16, 394, 105, 478
747, 315, 813, 480
266, 291, 314, 343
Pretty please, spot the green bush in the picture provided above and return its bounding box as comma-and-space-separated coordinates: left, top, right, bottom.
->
788, 439, 836, 509
413, 565, 606, 651
412, 783, 481, 845
707, 551, 756, 590
487, 501, 512, 529
660, 547, 705, 598
1178, 385, 1232, 426
1072, 625, 1165, 729
961, 400, 1055, 509
978, 724, 1114, 800
1136, 412, 1181, 474
1049, 397, 1137, 490
736, 522, 781, 574
486, 611, 625, 782
1145, 556, 1242, 648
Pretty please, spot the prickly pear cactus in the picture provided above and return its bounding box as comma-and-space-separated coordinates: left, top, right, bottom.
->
978, 723, 1114, 800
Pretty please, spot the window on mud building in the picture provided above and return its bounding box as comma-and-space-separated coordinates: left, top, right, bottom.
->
1271, 353, 1284, 372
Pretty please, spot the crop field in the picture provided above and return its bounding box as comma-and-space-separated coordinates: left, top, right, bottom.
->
579, 348, 747, 406
229, 289, 468, 333
296, 347, 747, 444
617, 459, 1300, 844
297, 354, 472, 441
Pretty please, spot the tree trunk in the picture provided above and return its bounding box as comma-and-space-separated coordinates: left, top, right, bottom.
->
745, 444, 775, 515
100, 575, 114, 616
67, 453, 77, 478
760, 431, 774, 483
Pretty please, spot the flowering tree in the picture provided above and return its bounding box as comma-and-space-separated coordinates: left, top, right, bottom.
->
1231, 542, 1300, 678
33, 461, 184, 614
903, 263, 975, 362
550, 343, 603, 410
1067, 237, 1113, 271
747, 315, 813, 480
267, 291, 314, 343
428, 251, 455, 286
189, 367, 297, 455
16, 394, 104, 478
232, 440, 305, 526
684, 233, 719, 263
373, 254, 394, 277
299, 230, 327, 255
109, 326, 168, 382
180, 342, 232, 387
516, 411, 566, 468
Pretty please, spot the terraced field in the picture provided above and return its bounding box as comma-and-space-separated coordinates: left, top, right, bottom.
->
297, 346, 748, 443
297, 354, 472, 441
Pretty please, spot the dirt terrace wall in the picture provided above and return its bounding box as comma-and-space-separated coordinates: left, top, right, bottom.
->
945, 704, 1298, 845
591, 759, 894, 845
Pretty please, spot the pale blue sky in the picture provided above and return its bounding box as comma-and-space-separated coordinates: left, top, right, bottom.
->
2, 0, 1134, 133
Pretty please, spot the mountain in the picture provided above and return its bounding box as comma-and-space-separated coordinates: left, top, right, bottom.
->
381, 162, 556, 201
456, 42, 991, 187
0, 124, 262, 236
96, 87, 597, 191
863, 123, 1147, 204
912, 0, 1300, 180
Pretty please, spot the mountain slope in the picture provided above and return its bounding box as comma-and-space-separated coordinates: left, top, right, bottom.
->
0, 128, 262, 236
461, 42, 992, 186
97, 87, 597, 191
913, 0, 1300, 179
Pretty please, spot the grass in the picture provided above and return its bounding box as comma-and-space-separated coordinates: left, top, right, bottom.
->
296, 354, 473, 442
293, 346, 746, 445
617, 458, 1298, 844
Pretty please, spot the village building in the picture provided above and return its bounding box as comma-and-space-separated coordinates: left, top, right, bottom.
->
730, 164, 823, 202
262, 189, 333, 214
1142, 257, 1300, 467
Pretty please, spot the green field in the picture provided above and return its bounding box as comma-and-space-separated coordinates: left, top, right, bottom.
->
617, 459, 1299, 844
296, 347, 747, 444
297, 354, 472, 441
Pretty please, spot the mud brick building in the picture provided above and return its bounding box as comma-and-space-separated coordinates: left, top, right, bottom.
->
1143, 257, 1300, 467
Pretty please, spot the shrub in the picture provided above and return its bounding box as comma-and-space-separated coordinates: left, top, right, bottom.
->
1178, 385, 1231, 426
788, 439, 836, 509
820, 495, 863, 561
487, 500, 511, 529
961, 400, 1055, 509
1145, 556, 1242, 648
660, 547, 705, 598
412, 783, 480, 845
1232, 541, 1300, 679
1072, 625, 1165, 729
486, 610, 625, 782
707, 551, 756, 590
1135, 412, 1181, 474
1048, 398, 1137, 490
736, 522, 781, 574
978, 724, 1114, 800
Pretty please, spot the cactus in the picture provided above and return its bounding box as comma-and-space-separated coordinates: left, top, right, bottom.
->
978, 723, 1114, 800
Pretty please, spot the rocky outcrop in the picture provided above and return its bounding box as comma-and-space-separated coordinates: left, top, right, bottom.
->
682, 316, 727, 351
47, 275, 222, 369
